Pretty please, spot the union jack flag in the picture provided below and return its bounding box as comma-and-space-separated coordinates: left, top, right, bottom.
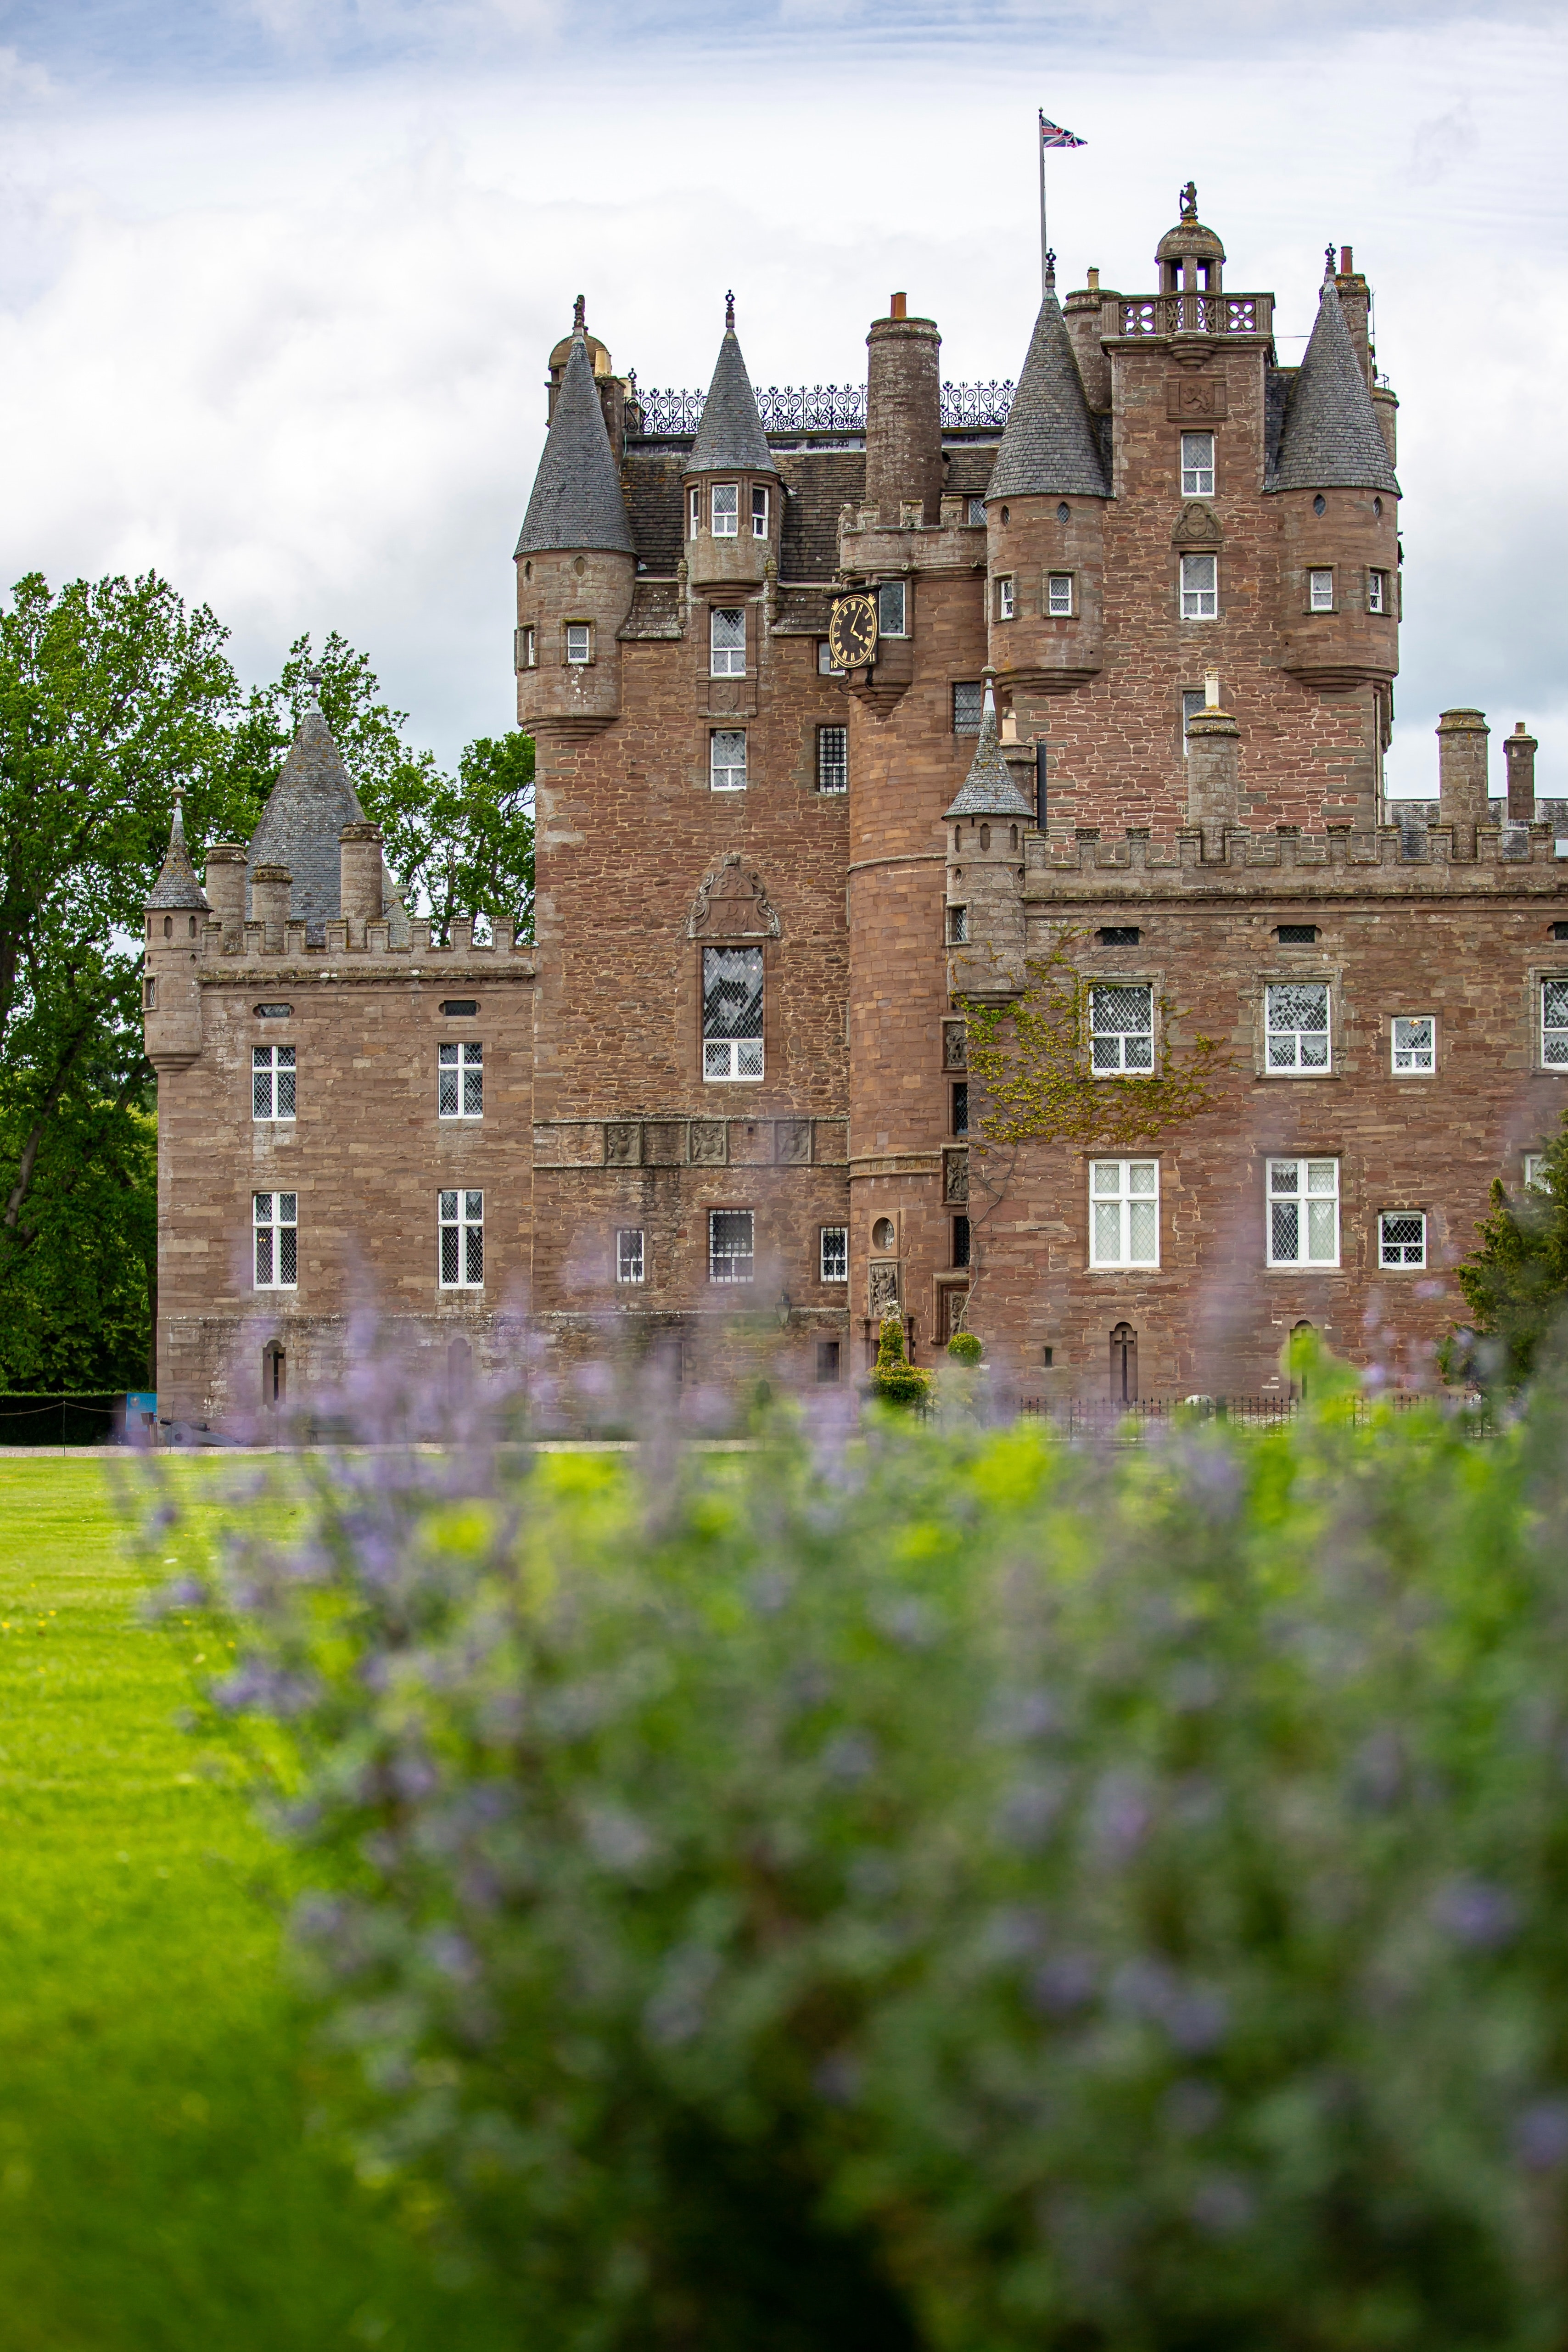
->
1039, 113, 1086, 149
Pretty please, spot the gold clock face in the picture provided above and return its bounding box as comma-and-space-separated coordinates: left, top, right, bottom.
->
828, 593, 878, 672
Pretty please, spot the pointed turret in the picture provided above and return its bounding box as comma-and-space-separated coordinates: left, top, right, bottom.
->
1271, 274, 1399, 494
686, 296, 776, 479
143, 794, 209, 1070
945, 678, 1034, 820
683, 296, 780, 590
247, 690, 378, 945
986, 283, 1109, 504
146, 795, 210, 913
516, 324, 635, 557
945, 676, 1030, 1003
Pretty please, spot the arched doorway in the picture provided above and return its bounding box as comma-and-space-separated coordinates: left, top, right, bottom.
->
263, 1341, 286, 1408
1290, 1320, 1315, 1401
1109, 1322, 1137, 1404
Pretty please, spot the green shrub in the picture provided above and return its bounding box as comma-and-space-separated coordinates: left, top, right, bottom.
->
944, 1330, 983, 1367
868, 1313, 932, 1409
168, 1383, 1568, 2352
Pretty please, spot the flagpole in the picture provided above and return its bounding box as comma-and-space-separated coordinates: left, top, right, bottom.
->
1038, 111, 1048, 299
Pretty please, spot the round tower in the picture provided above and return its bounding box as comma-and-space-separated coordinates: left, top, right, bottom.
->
682, 295, 781, 593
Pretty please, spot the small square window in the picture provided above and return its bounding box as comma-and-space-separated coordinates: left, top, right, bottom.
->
947, 905, 968, 946
616, 1227, 645, 1283
1180, 431, 1215, 496
817, 724, 848, 795
1267, 1158, 1339, 1267
952, 681, 983, 735
439, 1189, 484, 1288
952, 1215, 971, 1269
711, 483, 739, 536
438, 1040, 483, 1119
253, 1191, 298, 1289
1047, 573, 1073, 616
565, 624, 591, 664
818, 640, 845, 677
1090, 1160, 1159, 1268
996, 575, 1015, 622
703, 945, 763, 1081
1543, 980, 1568, 1067
951, 1081, 969, 1136
1392, 1016, 1435, 1075
252, 1044, 296, 1121
1090, 983, 1154, 1076
1309, 569, 1335, 612
1553, 924, 1568, 942
877, 580, 907, 637
1367, 569, 1387, 615
820, 1226, 848, 1282
711, 728, 747, 792
709, 1209, 754, 1283
751, 485, 769, 538
1180, 553, 1217, 620
1379, 1211, 1427, 1269
816, 1339, 841, 1384
967, 496, 986, 525
710, 606, 746, 677
1266, 981, 1332, 1073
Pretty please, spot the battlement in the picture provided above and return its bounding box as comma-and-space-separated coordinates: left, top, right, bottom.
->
185, 922, 534, 965
1023, 822, 1568, 900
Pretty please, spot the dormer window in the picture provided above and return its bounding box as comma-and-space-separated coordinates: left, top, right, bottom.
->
712, 484, 739, 536
751, 485, 769, 538
1180, 432, 1215, 495
565, 624, 591, 664
877, 580, 907, 637
710, 608, 746, 677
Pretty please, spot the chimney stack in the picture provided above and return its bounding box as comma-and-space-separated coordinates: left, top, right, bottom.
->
865, 302, 942, 526
250, 865, 291, 951
1437, 708, 1490, 849
339, 823, 384, 947
1504, 721, 1538, 822
204, 845, 247, 942
1186, 701, 1241, 851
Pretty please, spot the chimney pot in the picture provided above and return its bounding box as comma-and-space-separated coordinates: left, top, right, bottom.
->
890, 291, 907, 319
1340, 245, 1353, 275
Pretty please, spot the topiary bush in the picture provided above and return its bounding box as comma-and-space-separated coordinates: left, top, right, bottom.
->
151, 1380, 1568, 2352
944, 1330, 983, 1367
868, 1313, 932, 1410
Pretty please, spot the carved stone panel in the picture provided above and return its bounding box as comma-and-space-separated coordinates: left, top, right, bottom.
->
688, 1119, 727, 1165
1170, 499, 1224, 548
644, 1121, 685, 1166
869, 1261, 902, 1317
774, 1117, 812, 1165
944, 1148, 970, 1203
943, 1019, 968, 1070
1165, 372, 1228, 420
605, 1120, 640, 1167
687, 851, 781, 940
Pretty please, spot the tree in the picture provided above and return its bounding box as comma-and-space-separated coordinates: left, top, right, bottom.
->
1445, 1109, 1568, 1390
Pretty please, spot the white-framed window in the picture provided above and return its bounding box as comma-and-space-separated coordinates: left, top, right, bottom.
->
1266, 981, 1331, 1073
1524, 1153, 1548, 1192
254, 1192, 297, 1289
817, 724, 848, 794
820, 1226, 848, 1282
818, 639, 845, 677
565, 624, 591, 665
1309, 568, 1335, 612
1180, 553, 1217, 620
689, 486, 700, 538
710, 729, 747, 792
1047, 573, 1073, 616
616, 1227, 645, 1283
702, 945, 763, 1081
438, 1040, 483, 1119
952, 681, 983, 735
751, 485, 769, 538
1542, 979, 1568, 1067
710, 607, 746, 677
1090, 983, 1154, 1076
520, 626, 537, 669
1367, 569, 1387, 614
252, 1044, 296, 1120
1089, 1159, 1159, 1268
1379, 1210, 1427, 1269
1180, 431, 1215, 495
1391, 1016, 1434, 1075
946, 905, 968, 945
1267, 1158, 1340, 1267
1181, 688, 1207, 749
439, 1189, 484, 1288
709, 1209, 754, 1283
711, 483, 739, 536
996, 575, 1015, 621
877, 580, 907, 637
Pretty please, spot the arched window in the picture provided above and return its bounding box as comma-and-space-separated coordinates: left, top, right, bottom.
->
1109, 1322, 1138, 1404
263, 1341, 286, 1408
1290, 1319, 1315, 1402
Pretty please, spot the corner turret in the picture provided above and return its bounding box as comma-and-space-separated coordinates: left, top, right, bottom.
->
946, 676, 1031, 1001
683, 296, 780, 591
143, 795, 209, 1069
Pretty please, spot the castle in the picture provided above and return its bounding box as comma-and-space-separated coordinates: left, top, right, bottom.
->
144, 186, 1562, 1426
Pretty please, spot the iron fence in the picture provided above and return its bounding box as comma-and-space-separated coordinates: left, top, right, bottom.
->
1016, 1391, 1446, 1439
627, 381, 1017, 439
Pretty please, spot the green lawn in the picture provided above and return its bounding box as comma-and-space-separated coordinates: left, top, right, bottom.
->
0, 1458, 517, 2352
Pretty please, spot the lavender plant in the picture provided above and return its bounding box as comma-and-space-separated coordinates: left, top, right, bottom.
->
148, 1377, 1568, 2352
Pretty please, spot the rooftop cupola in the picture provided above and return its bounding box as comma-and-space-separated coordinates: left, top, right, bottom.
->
684, 295, 780, 588
1156, 181, 1226, 294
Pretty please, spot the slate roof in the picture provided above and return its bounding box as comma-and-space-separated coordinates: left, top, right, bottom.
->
945, 684, 1035, 820
248, 707, 378, 946
985, 293, 1109, 503
515, 331, 636, 557
1269, 278, 1399, 495
777, 450, 864, 577
685, 329, 776, 477
146, 799, 211, 911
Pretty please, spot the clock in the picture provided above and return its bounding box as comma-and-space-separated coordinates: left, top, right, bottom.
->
828, 593, 878, 672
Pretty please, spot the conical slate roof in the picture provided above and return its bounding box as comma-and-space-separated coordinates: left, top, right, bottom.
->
1270, 277, 1399, 495
945, 681, 1035, 820
986, 291, 1109, 503
685, 316, 775, 477
515, 330, 635, 557
146, 797, 210, 911
247, 704, 373, 945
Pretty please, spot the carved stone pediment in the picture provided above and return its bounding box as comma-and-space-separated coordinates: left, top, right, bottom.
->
687, 852, 781, 940
1170, 499, 1224, 547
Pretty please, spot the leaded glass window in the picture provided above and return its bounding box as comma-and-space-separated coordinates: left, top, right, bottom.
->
1089, 1160, 1159, 1268
565, 624, 590, 664
1180, 431, 1215, 495
817, 725, 847, 794
1379, 1212, 1426, 1268
711, 483, 739, 536
1090, 983, 1154, 1075
702, 946, 763, 1081
952, 682, 983, 735
1266, 981, 1331, 1072
439, 1189, 484, 1288
1047, 573, 1073, 616
1542, 980, 1568, 1067
254, 1192, 297, 1289
1180, 553, 1217, 619
751, 485, 769, 538
710, 607, 746, 677
438, 1040, 483, 1119
616, 1228, 644, 1283
1267, 1159, 1339, 1266
1392, 1016, 1434, 1075
252, 1045, 295, 1120
877, 580, 907, 636
709, 1210, 754, 1283
1309, 568, 1335, 611
820, 1226, 847, 1282
711, 729, 747, 791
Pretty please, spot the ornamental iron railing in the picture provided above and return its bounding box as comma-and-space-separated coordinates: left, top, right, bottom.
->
627, 381, 1017, 437
1016, 1389, 1441, 1440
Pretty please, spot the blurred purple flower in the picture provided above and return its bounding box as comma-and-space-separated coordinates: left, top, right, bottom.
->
1432, 1877, 1520, 1949
1513, 2099, 1568, 2171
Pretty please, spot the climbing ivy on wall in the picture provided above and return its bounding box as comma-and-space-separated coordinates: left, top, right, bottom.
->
962, 931, 1228, 1150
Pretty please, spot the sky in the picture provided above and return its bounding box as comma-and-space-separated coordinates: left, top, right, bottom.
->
0, 1, 1563, 797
